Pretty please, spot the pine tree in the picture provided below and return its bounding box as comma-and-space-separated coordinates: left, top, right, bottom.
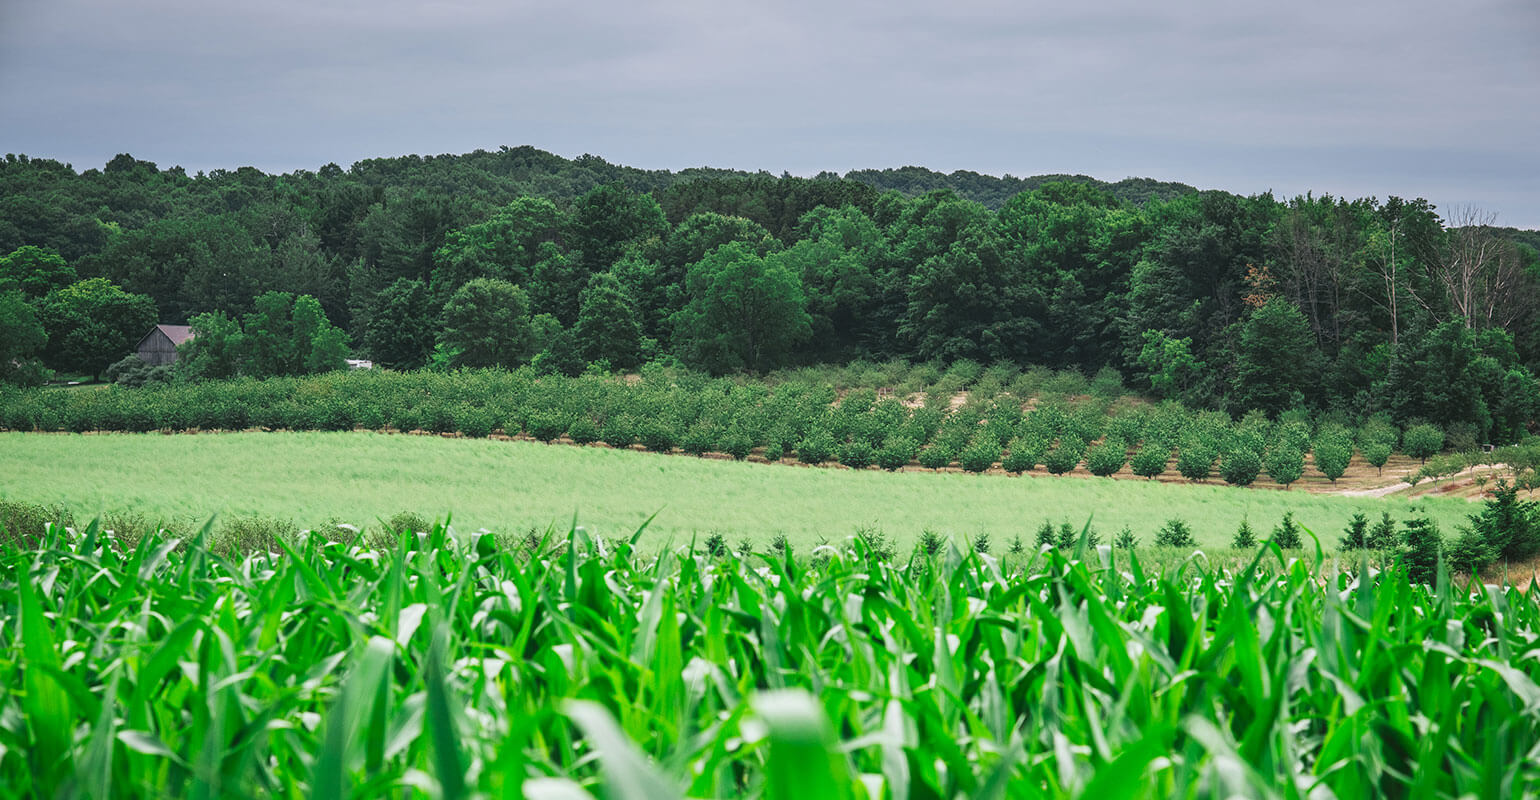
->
1340, 513, 1370, 550
1402, 515, 1443, 585
1368, 512, 1400, 551
1232, 520, 1257, 549
1270, 512, 1303, 549
1231, 298, 1319, 416
1035, 521, 1057, 548
1470, 480, 1540, 562
1447, 527, 1495, 577
1155, 519, 1195, 548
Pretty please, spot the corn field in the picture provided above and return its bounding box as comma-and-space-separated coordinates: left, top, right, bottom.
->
5, 519, 1540, 798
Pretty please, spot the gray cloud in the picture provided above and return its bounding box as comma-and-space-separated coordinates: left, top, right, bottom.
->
2, 0, 1536, 224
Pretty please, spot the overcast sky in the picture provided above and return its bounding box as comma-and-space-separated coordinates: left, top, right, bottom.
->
2, 0, 1537, 226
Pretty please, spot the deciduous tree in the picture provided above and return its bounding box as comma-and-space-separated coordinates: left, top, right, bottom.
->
437, 278, 533, 369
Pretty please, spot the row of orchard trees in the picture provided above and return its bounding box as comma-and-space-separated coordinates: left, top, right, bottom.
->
0, 367, 1484, 488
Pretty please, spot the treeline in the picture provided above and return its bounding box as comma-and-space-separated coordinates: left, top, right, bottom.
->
7, 367, 1539, 494
2, 147, 1538, 442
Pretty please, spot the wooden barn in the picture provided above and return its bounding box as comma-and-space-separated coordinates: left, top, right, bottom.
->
135, 324, 195, 366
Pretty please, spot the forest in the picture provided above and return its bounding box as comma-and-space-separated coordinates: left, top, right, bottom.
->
2, 145, 1537, 444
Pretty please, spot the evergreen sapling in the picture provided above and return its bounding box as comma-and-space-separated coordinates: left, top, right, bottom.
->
1270, 512, 1303, 549
1340, 513, 1370, 550
1232, 519, 1257, 549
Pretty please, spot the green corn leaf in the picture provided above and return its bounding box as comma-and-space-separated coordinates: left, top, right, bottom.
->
566, 700, 681, 800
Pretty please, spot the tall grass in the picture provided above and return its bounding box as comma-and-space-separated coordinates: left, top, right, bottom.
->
0, 431, 1478, 550
5, 517, 1540, 797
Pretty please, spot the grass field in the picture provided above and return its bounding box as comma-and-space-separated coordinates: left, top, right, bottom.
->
0, 431, 1477, 550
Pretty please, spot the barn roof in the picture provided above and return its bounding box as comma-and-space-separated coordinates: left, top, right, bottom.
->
154, 324, 195, 346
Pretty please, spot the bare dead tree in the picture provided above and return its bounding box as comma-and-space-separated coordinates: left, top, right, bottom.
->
1363, 206, 1406, 346
1409, 205, 1535, 334
1427, 205, 1502, 327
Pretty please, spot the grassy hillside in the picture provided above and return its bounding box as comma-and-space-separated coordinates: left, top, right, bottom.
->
0, 431, 1474, 551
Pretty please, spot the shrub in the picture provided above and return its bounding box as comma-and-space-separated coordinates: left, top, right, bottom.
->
1233, 520, 1256, 549
600, 414, 637, 447
1085, 438, 1128, 477
527, 411, 570, 443
703, 531, 728, 558
876, 435, 919, 471
958, 438, 1002, 473
796, 428, 836, 464
1035, 522, 1056, 548
313, 397, 356, 432
1007, 534, 1025, 555
567, 417, 601, 444
1043, 440, 1083, 475
391, 404, 425, 434
973, 533, 991, 554
1131, 443, 1169, 479
681, 422, 720, 456
105, 355, 173, 388
838, 439, 875, 469
453, 404, 496, 438
918, 528, 945, 556
1089, 366, 1125, 399
1270, 512, 1303, 549
719, 429, 754, 461
0, 500, 74, 548
1403, 423, 1444, 463
936, 359, 982, 392
1114, 527, 1138, 549
1001, 436, 1047, 474
917, 443, 953, 470
638, 418, 678, 453
385, 511, 432, 536
1220, 448, 1262, 486
1176, 441, 1217, 482
1154, 519, 1195, 548
420, 401, 458, 434
217, 515, 301, 555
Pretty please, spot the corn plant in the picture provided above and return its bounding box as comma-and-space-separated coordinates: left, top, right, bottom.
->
5, 516, 1540, 798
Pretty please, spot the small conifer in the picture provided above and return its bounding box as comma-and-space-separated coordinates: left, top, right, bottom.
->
1233, 519, 1257, 549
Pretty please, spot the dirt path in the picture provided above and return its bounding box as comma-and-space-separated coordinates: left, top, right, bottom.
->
1340, 482, 1412, 498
